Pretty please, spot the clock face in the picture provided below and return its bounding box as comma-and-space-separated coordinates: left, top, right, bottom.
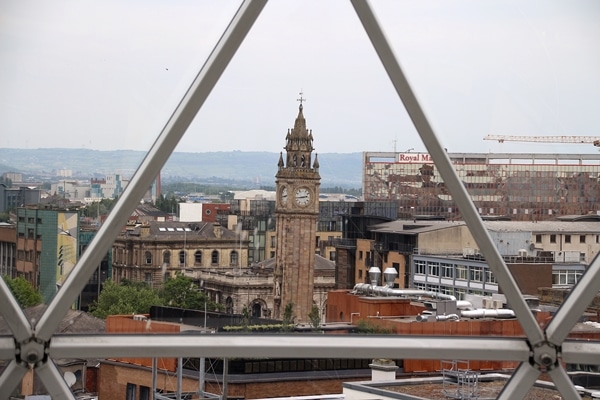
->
280, 186, 288, 205
294, 187, 311, 206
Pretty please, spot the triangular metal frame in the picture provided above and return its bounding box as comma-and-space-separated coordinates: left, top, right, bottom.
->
0, 1, 598, 399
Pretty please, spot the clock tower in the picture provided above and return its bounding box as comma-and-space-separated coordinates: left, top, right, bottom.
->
274, 96, 320, 322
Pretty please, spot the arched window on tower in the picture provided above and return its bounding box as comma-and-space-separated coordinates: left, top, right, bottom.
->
211, 250, 219, 265
230, 250, 238, 267
194, 250, 202, 266
163, 251, 170, 266
145, 251, 152, 265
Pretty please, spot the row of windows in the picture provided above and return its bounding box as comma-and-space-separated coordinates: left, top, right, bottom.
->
126, 383, 150, 400
553, 270, 583, 286
17, 216, 43, 224
17, 250, 39, 262
536, 234, 598, 244
143, 250, 239, 267
413, 282, 495, 300
414, 261, 497, 284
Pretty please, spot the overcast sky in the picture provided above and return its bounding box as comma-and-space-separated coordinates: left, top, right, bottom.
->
1, 0, 599, 156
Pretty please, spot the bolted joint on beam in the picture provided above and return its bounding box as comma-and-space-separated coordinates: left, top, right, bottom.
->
16, 337, 49, 367
531, 341, 558, 372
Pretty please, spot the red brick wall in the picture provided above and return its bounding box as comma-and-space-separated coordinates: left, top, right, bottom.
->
98, 362, 369, 399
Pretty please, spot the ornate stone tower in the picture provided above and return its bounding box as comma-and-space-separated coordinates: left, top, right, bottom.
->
274, 97, 320, 322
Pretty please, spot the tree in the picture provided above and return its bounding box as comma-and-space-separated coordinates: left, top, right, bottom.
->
159, 274, 220, 311
89, 279, 162, 319
308, 304, 321, 331
3, 276, 43, 308
154, 193, 180, 214
281, 303, 295, 332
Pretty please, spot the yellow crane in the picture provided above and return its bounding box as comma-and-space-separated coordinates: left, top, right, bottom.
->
484, 134, 600, 147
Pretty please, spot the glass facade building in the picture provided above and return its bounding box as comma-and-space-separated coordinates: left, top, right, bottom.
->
363, 152, 600, 220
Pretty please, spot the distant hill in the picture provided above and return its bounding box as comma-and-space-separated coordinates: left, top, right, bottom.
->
0, 148, 362, 189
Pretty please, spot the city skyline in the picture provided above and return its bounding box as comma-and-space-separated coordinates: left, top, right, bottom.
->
1, 1, 599, 158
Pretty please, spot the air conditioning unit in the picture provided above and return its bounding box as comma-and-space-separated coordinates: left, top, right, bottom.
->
482, 298, 494, 309
493, 300, 504, 309
518, 249, 527, 257
133, 314, 147, 321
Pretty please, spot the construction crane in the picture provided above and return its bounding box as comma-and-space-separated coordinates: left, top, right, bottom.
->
484, 134, 600, 147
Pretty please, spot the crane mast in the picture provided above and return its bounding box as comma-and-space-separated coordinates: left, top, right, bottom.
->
484, 134, 600, 147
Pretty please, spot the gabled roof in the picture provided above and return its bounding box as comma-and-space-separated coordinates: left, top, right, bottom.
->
0, 304, 105, 335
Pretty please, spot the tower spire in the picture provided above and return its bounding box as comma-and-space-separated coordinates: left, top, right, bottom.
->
297, 90, 306, 110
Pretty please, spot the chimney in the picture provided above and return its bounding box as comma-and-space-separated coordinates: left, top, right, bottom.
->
140, 224, 150, 237
369, 358, 398, 381
213, 223, 222, 238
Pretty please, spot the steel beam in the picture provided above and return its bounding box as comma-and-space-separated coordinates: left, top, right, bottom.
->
545, 254, 600, 344
49, 334, 530, 362
548, 365, 582, 399
0, 360, 28, 400
0, 277, 32, 343
562, 340, 600, 365
350, 0, 544, 346
496, 362, 540, 400
34, 0, 268, 342
35, 360, 77, 400
0, 337, 16, 360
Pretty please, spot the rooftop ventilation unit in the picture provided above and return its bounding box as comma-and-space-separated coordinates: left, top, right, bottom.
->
368, 266, 381, 287
383, 267, 398, 287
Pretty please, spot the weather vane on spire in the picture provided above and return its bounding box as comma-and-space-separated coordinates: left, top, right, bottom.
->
297, 91, 306, 107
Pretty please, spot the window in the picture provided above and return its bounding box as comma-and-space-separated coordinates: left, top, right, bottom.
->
580, 235, 586, 244
470, 267, 483, 282
456, 265, 468, 280
144, 251, 152, 265
485, 269, 497, 284
230, 250, 238, 266
329, 251, 335, 261
194, 250, 202, 265
535, 234, 542, 243
163, 251, 170, 266
550, 234, 556, 243
565, 235, 571, 244
211, 250, 219, 265
428, 262, 439, 276
553, 270, 582, 286
179, 250, 186, 266
139, 386, 150, 400
414, 260, 427, 275
359, 250, 363, 260
144, 273, 152, 285
126, 383, 136, 400
441, 263, 453, 278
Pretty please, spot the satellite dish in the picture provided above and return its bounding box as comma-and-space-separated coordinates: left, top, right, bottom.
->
64, 371, 76, 387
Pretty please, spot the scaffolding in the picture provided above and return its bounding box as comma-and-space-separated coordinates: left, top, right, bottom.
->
442, 360, 480, 399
